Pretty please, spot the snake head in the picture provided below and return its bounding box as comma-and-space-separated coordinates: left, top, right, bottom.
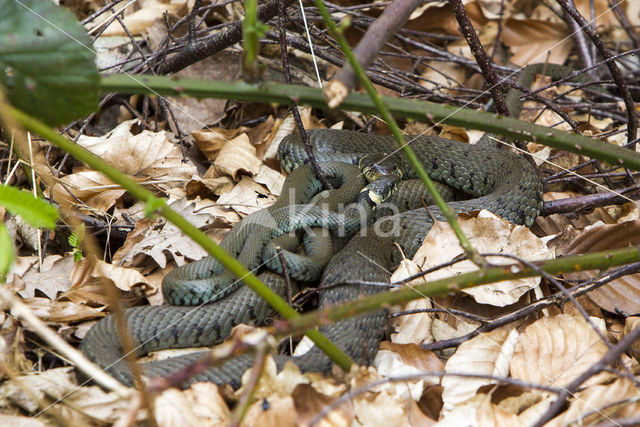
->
358, 153, 403, 183
357, 175, 399, 207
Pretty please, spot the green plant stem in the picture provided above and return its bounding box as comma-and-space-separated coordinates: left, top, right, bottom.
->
311, 0, 480, 263
278, 245, 640, 336
99, 74, 640, 173
8, 106, 353, 371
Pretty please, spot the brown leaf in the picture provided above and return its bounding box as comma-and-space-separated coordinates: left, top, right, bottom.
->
23, 297, 105, 323
442, 327, 519, 412
76, 119, 196, 189
8, 255, 74, 300
50, 169, 126, 213
501, 19, 572, 66
213, 133, 262, 180
563, 220, 640, 313
292, 383, 353, 427
390, 259, 434, 346
510, 314, 609, 387
192, 127, 241, 161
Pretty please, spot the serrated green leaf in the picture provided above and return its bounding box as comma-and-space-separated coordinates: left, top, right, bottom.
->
0, 223, 14, 282
0, 0, 99, 126
0, 185, 58, 229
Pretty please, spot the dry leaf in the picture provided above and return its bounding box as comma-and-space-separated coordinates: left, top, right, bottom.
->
510, 314, 609, 387
390, 259, 434, 345
375, 343, 443, 400
99, 1, 186, 36
192, 127, 241, 161
112, 197, 232, 269
216, 177, 277, 216
77, 119, 196, 188
154, 383, 229, 427
213, 133, 262, 180
23, 298, 105, 323
243, 395, 297, 427
441, 327, 519, 412
50, 169, 126, 213
545, 377, 640, 426
70, 256, 156, 294
291, 383, 352, 427
415, 211, 553, 306
501, 19, 572, 66
435, 393, 520, 427
562, 220, 640, 313
9, 255, 74, 300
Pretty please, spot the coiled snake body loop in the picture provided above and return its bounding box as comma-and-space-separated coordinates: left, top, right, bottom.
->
79, 65, 564, 389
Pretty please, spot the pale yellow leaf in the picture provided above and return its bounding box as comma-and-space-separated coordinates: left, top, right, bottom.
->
415, 211, 553, 306
509, 314, 609, 387
442, 327, 519, 412
545, 377, 640, 427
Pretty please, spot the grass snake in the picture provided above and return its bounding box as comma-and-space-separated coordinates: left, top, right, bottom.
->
79, 64, 572, 389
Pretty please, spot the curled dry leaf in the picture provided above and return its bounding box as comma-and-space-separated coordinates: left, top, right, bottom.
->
254, 165, 285, 196
217, 177, 277, 216
50, 169, 126, 213
375, 342, 443, 400
563, 220, 640, 313
509, 314, 609, 387
192, 127, 241, 161
414, 210, 553, 307
112, 197, 235, 269
70, 255, 156, 295
240, 357, 310, 401
545, 377, 640, 427
99, 0, 186, 36
23, 297, 104, 323
623, 316, 640, 363
8, 255, 74, 300
154, 383, 229, 427
213, 133, 262, 180
77, 119, 196, 189
441, 327, 519, 412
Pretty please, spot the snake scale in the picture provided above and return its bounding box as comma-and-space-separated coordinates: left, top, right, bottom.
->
79, 64, 569, 389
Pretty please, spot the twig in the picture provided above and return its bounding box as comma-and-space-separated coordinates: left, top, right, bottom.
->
556, 0, 637, 146
448, 0, 510, 118
157, 0, 296, 74
331, 0, 423, 92
278, 0, 333, 189
541, 186, 640, 216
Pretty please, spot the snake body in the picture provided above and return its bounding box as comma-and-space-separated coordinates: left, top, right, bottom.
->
79, 64, 564, 389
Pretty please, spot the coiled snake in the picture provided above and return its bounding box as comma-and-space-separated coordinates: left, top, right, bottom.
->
79, 65, 561, 389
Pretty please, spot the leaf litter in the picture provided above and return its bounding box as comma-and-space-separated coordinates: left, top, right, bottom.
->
3, 0, 640, 425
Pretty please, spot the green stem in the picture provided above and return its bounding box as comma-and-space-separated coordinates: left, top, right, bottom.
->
8, 106, 353, 371
280, 245, 640, 335
99, 74, 640, 174
310, 0, 480, 263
